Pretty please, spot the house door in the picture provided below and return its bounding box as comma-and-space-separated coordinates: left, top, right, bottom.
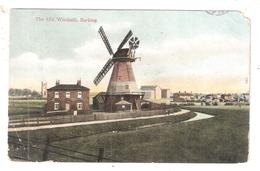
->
65, 103, 70, 111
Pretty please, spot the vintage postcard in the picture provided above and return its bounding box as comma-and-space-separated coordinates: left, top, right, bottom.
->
8, 9, 250, 163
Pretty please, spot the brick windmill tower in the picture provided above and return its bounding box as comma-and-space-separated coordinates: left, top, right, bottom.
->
93, 26, 144, 112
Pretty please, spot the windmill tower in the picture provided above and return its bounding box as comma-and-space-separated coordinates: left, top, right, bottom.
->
93, 26, 144, 112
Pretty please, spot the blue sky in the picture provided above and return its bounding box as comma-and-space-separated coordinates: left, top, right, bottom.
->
9, 9, 250, 93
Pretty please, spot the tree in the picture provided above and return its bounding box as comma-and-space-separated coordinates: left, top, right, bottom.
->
9, 88, 41, 97
31, 90, 41, 97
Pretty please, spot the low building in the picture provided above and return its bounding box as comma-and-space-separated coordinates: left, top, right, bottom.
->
115, 98, 132, 111
161, 89, 171, 99
242, 93, 250, 102
46, 80, 90, 114
92, 92, 106, 111
221, 94, 233, 102
140, 85, 161, 100
172, 91, 194, 102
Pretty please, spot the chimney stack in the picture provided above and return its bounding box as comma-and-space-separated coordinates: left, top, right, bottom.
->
77, 80, 81, 86
56, 80, 60, 86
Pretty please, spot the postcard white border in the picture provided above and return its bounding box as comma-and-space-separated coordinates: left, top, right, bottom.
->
1, 0, 260, 171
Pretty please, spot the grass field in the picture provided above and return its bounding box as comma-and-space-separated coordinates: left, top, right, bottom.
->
8, 106, 249, 162
8, 99, 46, 116
8, 111, 195, 161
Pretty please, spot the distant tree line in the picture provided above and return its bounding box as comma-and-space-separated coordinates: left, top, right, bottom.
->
9, 88, 41, 97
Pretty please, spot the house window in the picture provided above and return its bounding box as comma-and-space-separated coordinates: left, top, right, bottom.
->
54, 103, 59, 110
125, 85, 129, 89
77, 91, 82, 98
77, 102, 83, 110
54, 92, 59, 98
66, 92, 70, 98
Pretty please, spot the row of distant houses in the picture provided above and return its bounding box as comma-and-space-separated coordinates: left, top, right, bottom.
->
171, 91, 250, 103
139, 85, 250, 103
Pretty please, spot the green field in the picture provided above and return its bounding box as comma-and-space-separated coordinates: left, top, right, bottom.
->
8, 99, 46, 116
8, 106, 249, 162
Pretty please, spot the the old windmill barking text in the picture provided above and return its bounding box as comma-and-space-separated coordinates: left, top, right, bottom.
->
93, 26, 144, 112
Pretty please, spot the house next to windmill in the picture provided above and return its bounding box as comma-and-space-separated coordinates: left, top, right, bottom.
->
46, 80, 90, 115
140, 85, 161, 100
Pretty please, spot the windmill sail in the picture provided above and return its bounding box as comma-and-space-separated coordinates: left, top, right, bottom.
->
93, 58, 114, 85
98, 27, 114, 55
117, 30, 133, 50
94, 27, 136, 86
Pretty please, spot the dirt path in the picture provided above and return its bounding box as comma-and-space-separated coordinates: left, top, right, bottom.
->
8, 109, 190, 132
184, 112, 214, 122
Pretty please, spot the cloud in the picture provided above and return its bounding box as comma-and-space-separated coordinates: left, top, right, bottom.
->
74, 39, 111, 62
91, 21, 133, 34
89, 21, 135, 49
9, 52, 107, 91
140, 33, 249, 61
73, 39, 115, 84
136, 33, 249, 78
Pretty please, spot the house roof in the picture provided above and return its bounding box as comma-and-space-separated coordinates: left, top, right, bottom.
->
161, 89, 171, 91
115, 99, 132, 105
94, 92, 106, 97
140, 85, 159, 90
174, 92, 193, 96
93, 92, 106, 103
47, 84, 89, 91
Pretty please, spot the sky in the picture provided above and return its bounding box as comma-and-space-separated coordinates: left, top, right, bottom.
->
9, 9, 250, 93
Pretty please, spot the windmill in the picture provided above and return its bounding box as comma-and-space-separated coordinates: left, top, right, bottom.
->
93, 26, 144, 112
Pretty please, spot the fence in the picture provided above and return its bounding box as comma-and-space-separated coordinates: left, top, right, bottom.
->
8, 110, 194, 162
94, 108, 179, 120
8, 135, 120, 162
9, 114, 95, 127
9, 108, 180, 128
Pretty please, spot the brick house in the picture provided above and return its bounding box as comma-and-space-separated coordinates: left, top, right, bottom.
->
46, 80, 90, 114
